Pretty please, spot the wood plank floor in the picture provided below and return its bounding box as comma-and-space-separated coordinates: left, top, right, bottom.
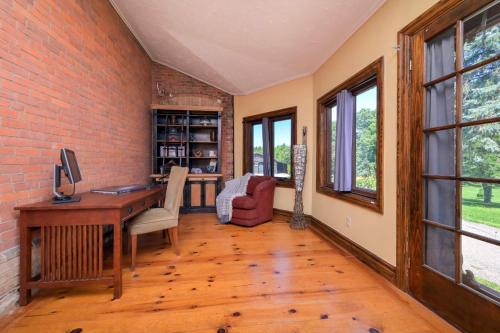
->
0, 214, 457, 333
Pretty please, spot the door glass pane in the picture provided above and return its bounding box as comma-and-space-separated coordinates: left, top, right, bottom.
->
462, 60, 500, 122
354, 86, 377, 191
252, 123, 264, 175
424, 129, 455, 176
425, 224, 456, 278
425, 179, 456, 227
426, 27, 456, 82
463, 1, 500, 67
330, 105, 337, 183
461, 123, 500, 179
272, 119, 292, 179
462, 182, 500, 241
425, 78, 456, 128
462, 236, 500, 299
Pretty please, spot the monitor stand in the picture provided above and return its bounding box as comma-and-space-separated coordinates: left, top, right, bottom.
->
52, 164, 81, 204
52, 195, 81, 204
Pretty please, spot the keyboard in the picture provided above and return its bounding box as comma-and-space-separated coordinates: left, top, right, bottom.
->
90, 184, 151, 195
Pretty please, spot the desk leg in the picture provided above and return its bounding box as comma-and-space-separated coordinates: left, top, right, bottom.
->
19, 213, 32, 306
113, 220, 122, 300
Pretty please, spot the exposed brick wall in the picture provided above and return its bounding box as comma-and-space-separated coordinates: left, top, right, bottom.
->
151, 62, 234, 181
0, 0, 152, 312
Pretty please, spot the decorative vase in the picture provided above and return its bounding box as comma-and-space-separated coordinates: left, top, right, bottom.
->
290, 143, 308, 229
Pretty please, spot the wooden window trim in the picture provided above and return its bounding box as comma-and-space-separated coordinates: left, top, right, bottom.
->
242, 107, 297, 188
316, 57, 384, 213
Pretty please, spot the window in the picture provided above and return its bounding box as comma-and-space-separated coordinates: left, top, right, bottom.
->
317, 58, 383, 212
252, 123, 264, 175
243, 107, 296, 187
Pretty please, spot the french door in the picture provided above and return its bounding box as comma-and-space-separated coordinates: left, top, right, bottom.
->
407, 1, 499, 332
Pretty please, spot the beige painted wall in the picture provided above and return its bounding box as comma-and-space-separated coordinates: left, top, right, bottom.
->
234, 0, 438, 265
234, 75, 314, 214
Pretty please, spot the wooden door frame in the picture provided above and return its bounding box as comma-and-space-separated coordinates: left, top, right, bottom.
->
397, 0, 464, 291
396, 0, 494, 290
396, 1, 500, 332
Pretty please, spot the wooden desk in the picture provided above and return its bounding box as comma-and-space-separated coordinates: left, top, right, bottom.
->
15, 187, 165, 305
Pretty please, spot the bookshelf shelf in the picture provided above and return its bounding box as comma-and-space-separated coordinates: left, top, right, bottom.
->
189, 125, 218, 128
190, 141, 217, 144
155, 157, 187, 159
190, 157, 217, 159
156, 141, 186, 144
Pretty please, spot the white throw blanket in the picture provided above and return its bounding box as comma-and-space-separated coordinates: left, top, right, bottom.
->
216, 173, 252, 224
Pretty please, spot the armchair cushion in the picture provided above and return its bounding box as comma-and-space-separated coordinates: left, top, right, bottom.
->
232, 196, 258, 210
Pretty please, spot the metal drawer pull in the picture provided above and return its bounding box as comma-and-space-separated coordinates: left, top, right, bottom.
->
127, 206, 133, 214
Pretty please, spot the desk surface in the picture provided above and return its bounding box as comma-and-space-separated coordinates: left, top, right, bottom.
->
150, 173, 222, 179
15, 187, 165, 211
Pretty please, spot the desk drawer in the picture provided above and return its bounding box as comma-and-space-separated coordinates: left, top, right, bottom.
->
121, 192, 164, 220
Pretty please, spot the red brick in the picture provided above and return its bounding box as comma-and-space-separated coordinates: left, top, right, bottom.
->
0, 0, 235, 309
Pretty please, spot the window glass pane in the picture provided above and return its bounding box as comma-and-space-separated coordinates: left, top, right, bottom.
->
273, 119, 291, 179
461, 123, 500, 179
426, 27, 456, 82
425, 179, 456, 227
354, 86, 377, 191
463, 2, 500, 67
462, 236, 500, 299
252, 123, 264, 175
462, 60, 500, 122
330, 105, 337, 183
425, 224, 456, 279
425, 78, 456, 128
462, 182, 500, 241
424, 129, 455, 176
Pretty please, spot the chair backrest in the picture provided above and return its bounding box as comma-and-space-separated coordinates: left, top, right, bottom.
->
164, 166, 188, 217
246, 176, 274, 195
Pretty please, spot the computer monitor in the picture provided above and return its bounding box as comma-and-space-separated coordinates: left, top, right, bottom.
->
61, 148, 82, 184
52, 148, 82, 204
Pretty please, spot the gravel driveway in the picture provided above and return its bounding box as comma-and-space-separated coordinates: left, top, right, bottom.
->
461, 221, 499, 288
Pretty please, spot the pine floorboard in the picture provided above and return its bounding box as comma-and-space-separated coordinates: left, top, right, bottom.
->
0, 213, 458, 333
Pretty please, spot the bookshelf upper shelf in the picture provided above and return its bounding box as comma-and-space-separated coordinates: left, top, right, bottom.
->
151, 104, 223, 112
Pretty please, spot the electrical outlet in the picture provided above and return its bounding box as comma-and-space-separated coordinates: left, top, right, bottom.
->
345, 216, 352, 228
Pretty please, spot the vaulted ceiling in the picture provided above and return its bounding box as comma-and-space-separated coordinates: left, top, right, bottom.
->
110, 0, 385, 95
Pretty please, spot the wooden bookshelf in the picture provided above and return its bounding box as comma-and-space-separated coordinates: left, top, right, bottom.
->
151, 108, 222, 212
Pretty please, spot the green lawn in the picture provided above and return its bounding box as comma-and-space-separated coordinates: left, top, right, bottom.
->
475, 276, 500, 293
461, 183, 499, 229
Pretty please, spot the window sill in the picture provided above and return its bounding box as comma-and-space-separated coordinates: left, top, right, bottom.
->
316, 185, 382, 213
276, 179, 295, 188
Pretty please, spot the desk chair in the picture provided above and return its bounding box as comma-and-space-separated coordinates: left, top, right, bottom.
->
128, 166, 188, 271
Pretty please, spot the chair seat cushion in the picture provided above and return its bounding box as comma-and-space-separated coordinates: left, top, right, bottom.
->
129, 208, 177, 235
232, 195, 257, 210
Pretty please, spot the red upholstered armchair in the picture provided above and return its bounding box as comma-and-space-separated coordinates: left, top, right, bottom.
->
231, 176, 277, 227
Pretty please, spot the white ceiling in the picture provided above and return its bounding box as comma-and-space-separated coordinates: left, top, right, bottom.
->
110, 0, 385, 95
